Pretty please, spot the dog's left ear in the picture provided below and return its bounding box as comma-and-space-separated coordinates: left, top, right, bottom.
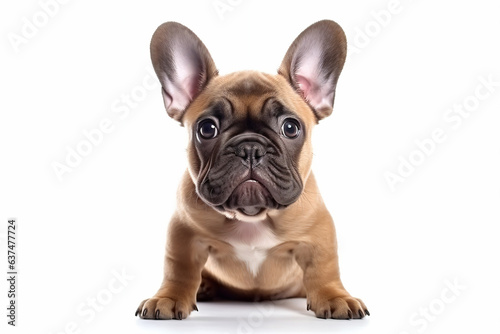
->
279, 20, 347, 120
150, 22, 218, 122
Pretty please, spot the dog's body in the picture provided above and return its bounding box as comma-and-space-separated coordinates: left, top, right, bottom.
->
136, 20, 368, 320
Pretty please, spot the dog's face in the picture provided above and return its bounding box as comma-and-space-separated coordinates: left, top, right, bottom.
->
184, 72, 315, 221
150, 21, 346, 221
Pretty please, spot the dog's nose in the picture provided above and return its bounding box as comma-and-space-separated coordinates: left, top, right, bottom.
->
235, 142, 266, 166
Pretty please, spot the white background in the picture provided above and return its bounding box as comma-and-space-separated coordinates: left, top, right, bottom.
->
1, 0, 500, 333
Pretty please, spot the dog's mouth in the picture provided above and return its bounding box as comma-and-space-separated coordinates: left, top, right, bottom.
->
197, 134, 304, 219
223, 179, 278, 217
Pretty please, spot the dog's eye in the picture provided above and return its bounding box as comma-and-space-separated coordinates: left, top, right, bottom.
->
281, 119, 301, 139
198, 119, 219, 139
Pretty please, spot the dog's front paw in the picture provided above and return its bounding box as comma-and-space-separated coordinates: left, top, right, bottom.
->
307, 291, 369, 319
135, 296, 197, 320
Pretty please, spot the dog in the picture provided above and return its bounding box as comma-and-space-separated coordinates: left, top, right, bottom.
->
136, 19, 368, 320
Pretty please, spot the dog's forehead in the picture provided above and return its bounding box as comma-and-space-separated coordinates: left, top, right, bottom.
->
225, 71, 275, 96
184, 71, 315, 126
224, 72, 276, 118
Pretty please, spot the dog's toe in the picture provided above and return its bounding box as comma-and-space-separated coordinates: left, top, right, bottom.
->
136, 296, 194, 320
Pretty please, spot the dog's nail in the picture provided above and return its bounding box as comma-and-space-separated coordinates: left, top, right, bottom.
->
306, 303, 311, 311
193, 304, 199, 311
358, 310, 364, 318
365, 309, 370, 316
142, 308, 147, 317
347, 310, 353, 320
324, 310, 329, 319
135, 309, 140, 317
177, 311, 183, 320
155, 309, 160, 319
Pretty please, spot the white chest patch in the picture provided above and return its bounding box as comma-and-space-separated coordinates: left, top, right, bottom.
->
225, 221, 280, 277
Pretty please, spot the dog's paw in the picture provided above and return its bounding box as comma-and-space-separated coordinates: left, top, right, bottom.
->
135, 296, 198, 320
196, 277, 217, 301
307, 293, 369, 319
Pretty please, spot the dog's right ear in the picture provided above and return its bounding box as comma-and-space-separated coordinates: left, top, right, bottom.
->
150, 22, 218, 122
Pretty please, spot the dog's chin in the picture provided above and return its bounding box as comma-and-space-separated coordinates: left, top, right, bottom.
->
210, 180, 278, 222
222, 209, 269, 223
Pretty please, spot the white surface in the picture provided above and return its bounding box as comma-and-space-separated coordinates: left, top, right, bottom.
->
1, 0, 500, 333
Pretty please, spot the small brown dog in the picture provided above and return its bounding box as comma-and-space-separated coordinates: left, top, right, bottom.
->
136, 20, 368, 320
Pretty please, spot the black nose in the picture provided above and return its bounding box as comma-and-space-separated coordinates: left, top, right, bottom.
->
235, 142, 266, 167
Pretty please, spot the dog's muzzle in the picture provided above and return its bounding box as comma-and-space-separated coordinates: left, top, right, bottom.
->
198, 132, 301, 217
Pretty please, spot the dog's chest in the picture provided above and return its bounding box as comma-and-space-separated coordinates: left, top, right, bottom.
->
225, 221, 280, 277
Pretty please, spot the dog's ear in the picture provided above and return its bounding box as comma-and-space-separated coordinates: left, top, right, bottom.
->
150, 22, 217, 122
279, 20, 347, 120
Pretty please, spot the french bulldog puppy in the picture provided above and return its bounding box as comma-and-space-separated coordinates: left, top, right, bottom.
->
136, 20, 368, 320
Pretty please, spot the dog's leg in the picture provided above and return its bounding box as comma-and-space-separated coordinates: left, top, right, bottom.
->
294, 211, 369, 320
136, 215, 208, 320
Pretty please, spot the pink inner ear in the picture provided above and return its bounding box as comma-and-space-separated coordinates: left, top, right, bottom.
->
182, 74, 200, 101
162, 46, 203, 112
295, 75, 312, 101
161, 89, 173, 109
294, 60, 336, 114
160, 73, 191, 117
